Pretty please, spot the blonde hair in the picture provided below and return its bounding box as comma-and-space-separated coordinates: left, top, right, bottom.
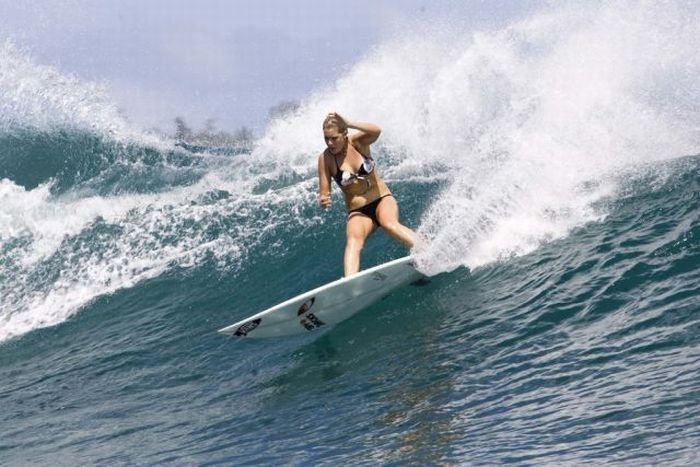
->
322, 115, 348, 134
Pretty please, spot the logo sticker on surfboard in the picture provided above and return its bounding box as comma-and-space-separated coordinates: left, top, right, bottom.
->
297, 297, 325, 331
297, 297, 316, 315
234, 318, 262, 336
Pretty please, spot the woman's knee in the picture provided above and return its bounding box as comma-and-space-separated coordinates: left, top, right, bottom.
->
346, 233, 365, 250
381, 221, 401, 237
345, 226, 368, 251
347, 214, 373, 241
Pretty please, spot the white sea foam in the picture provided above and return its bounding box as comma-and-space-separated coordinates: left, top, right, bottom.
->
0, 58, 316, 341
0, 40, 167, 148
0, 42, 284, 341
0, 171, 320, 341
257, 1, 700, 275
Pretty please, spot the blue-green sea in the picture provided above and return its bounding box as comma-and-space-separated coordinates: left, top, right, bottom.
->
2, 3, 700, 464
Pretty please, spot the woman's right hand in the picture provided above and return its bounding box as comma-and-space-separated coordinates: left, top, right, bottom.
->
319, 194, 332, 209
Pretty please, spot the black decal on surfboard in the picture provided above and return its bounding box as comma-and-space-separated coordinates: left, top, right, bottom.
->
307, 313, 325, 327
299, 312, 325, 331
297, 297, 316, 316
372, 271, 388, 281
234, 318, 261, 336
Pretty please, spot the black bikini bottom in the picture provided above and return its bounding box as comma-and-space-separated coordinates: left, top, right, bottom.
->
348, 194, 393, 226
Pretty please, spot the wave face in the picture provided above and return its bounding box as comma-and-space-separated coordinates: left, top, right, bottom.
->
1, 2, 699, 464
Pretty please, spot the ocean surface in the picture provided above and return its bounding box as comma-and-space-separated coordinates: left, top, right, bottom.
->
1, 3, 699, 465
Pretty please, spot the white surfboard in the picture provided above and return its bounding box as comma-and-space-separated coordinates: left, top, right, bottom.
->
218, 256, 424, 338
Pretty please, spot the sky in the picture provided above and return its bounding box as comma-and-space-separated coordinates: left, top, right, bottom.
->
0, 0, 538, 134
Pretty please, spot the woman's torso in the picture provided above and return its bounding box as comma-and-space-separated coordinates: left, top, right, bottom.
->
327, 144, 391, 211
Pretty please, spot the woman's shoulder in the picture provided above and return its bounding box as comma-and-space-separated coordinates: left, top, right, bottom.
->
318, 150, 334, 174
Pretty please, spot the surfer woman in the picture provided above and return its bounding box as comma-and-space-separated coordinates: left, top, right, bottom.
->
318, 112, 416, 276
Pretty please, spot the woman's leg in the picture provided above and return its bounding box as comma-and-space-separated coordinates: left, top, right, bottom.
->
344, 212, 375, 276
375, 196, 416, 248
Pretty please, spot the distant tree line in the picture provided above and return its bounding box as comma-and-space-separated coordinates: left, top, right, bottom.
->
165, 99, 301, 150
173, 117, 254, 149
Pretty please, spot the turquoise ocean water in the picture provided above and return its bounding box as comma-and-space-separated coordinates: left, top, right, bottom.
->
2, 3, 699, 464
